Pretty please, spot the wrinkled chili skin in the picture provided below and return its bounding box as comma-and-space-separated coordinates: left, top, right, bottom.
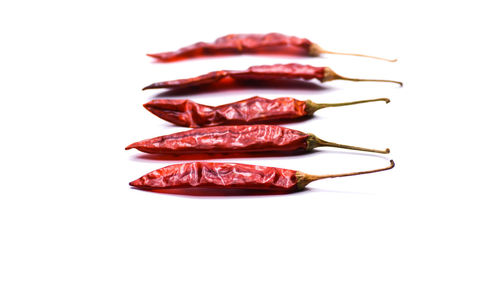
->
145, 71, 229, 89
143, 63, 326, 90
125, 125, 309, 154
147, 33, 313, 62
231, 63, 325, 81
143, 96, 308, 127
130, 162, 298, 191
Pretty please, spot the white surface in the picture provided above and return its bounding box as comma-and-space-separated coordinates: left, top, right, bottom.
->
1, 1, 499, 280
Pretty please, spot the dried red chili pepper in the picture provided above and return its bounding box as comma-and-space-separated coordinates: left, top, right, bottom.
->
125, 125, 389, 155
143, 63, 402, 90
130, 160, 395, 192
143, 96, 389, 127
147, 33, 396, 63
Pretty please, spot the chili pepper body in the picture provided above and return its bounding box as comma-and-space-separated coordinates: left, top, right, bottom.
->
130, 160, 395, 192
230, 63, 324, 81
143, 96, 307, 127
130, 162, 299, 191
143, 63, 325, 90
125, 125, 308, 154
147, 33, 314, 62
147, 33, 397, 63
143, 96, 389, 128
125, 125, 390, 155
143, 63, 402, 90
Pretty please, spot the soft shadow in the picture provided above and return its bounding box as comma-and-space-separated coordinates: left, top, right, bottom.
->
131, 186, 310, 198
150, 78, 331, 98
131, 150, 316, 161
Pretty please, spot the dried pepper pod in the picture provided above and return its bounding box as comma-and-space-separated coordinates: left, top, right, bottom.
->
143, 96, 389, 127
148, 33, 396, 63
125, 125, 390, 155
143, 63, 402, 90
130, 160, 395, 192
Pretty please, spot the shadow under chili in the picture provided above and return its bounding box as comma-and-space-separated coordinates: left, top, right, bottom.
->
131, 150, 316, 162
150, 78, 331, 98
131, 186, 309, 197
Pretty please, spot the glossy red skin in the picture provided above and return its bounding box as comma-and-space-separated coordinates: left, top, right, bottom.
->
130, 162, 298, 191
147, 33, 313, 62
143, 96, 308, 127
143, 63, 326, 90
125, 125, 309, 154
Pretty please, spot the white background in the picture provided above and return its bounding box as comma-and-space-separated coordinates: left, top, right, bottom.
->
1, 0, 499, 280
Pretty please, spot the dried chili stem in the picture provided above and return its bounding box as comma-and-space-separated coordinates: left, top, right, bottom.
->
296, 160, 395, 189
305, 98, 389, 115
323, 67, 403, 86
309, 44, 397, 62
307, 134, 390, 154
321, 50, 398, 62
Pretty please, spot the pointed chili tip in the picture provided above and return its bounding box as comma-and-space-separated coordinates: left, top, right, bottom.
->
125, 143, 136, 150
129, 178, 144, 188
142, 84, 156, 91
146, 53, 160, 59
142, 102, 156, 114
142, 102, 158, 115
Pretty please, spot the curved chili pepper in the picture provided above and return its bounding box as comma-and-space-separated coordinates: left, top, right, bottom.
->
143, 96, 389, 127
143, 63, 402, 90
130, 160, 395, 192
148, 33, 396, 63
125, 125, 390, 155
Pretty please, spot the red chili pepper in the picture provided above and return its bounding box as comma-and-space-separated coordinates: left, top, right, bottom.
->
143, 63, 402, 90
143, 96, 389, 127
130, 160, 395, 192
125, 125, 389, 155
125, 125, 390, 155
147, 33, 396, 63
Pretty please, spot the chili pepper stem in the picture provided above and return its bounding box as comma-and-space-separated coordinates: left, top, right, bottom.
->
305, 98, 389, 115
309, 44, 397, 62
295, 160, 395, 189
322, 67, 403, 86
306, 134, 390, 154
